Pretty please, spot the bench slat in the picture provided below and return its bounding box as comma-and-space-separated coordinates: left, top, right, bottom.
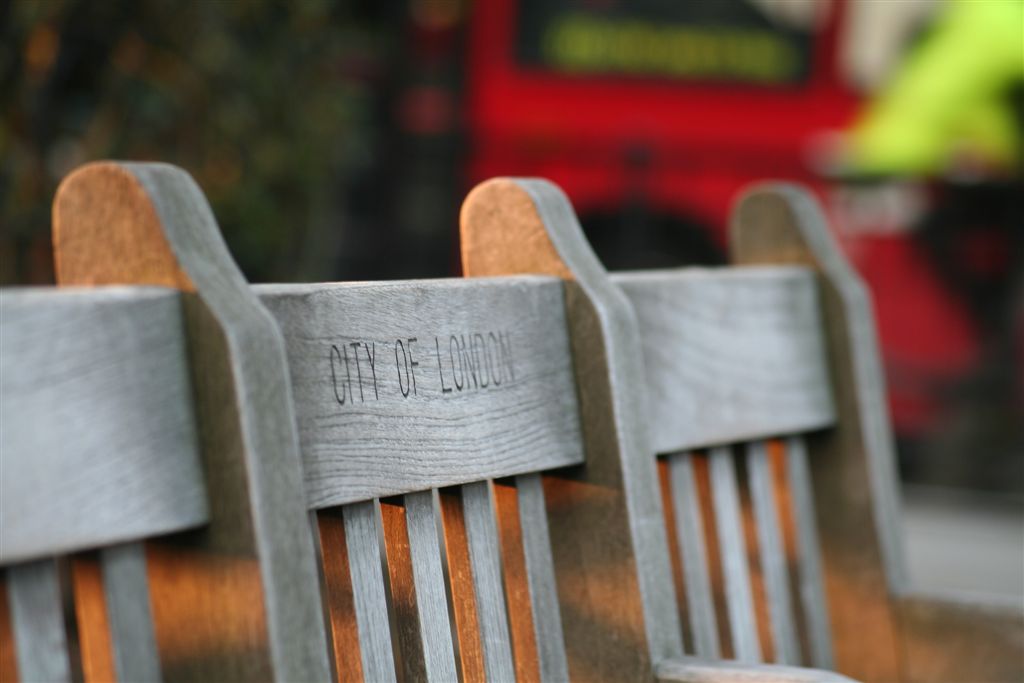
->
7, 560, 72, 683
709, 446, 762, 663
101, 542, 162, 682
1, 288, 207, 563
405, 490, 459, 682
747, 441, 801, 665
462, 481, 516, 681
614, 267, 835, 453
516, 473, 571, 682
257, 277, 584, 508
344, 501, 398, 682
440, 488, 487, 680
668, 452, 721, 659
785, 436, 834, 669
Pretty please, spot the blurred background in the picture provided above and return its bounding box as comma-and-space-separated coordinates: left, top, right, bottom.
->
2, 0, 1021, 597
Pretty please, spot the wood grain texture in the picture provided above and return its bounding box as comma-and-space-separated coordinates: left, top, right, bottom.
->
655, 657, 858, 683
461, 177, 683, 681
783, 437, 832, 670
71, 551, 117, 682
439, 488, 487, 681
461, 481, 516, 682
256, 277, 584, 507
708, 447, 761, 664
344, 501, 398, 683
380, 499, 428, 681
613, 268, 835, 453
317, 511, 364, 682
492, 479, 543, 683
403, 491, 459, 682
745, 441, 800, 665
7, 559, 72, 683
667, 453, 720, 659
731, 184, 903, 680
513, 473, 571, 683
53, 161, 330, 681
0, 288, 206, 564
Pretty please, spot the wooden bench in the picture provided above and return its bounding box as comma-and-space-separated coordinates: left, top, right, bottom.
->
35, 161, 861, 682
4, 161, 1019, 682
460, 178, 1024, 683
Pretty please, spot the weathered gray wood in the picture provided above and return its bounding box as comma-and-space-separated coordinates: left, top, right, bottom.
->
709, 446, 761, 663
344, 500, 398, 683
613, 267, 835, 453
257, 278, 584, 508
732, 184, 905, 679
54, 162, 332, 681
784, 436, 833, 669
461, 481, 516, 682
668, 452, 721, 659
0, 287, 207, 563
745, 441, 800, 665
655, 657, 858, 683
101, 542, 162, 682
461, 178, 684, 680
404, 490, 459, 682
516, 473, 571, 683
7, 560, 72, 682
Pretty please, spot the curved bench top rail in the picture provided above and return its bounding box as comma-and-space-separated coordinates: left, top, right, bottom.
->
255, 275, 584, 508
612, 265, 836, 453
0, 286, 207, 564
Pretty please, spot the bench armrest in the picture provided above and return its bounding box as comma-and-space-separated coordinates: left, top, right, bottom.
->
656, 658, 859, 683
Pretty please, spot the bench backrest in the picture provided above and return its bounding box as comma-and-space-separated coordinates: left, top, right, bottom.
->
1, 286, 206, 682
52, 163, 332, 681
459, 178, 908, 681
50, 162, 687, 682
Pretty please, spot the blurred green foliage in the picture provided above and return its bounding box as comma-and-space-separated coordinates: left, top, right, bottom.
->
2, 0, 395, 283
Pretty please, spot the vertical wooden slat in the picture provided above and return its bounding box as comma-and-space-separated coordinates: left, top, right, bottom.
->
70, 553, 116, 682
8, 559, 73, 682
344, 500, 397, 683
461, 481, 516, 681
380, 498, 427, 681
785, 436, 834, 669
404, 491, 459, 682
515, 473, 570, 683
746, 441, 801, 665
439, 488, 486, 681
668, 452, 721, 659
491, 480, 541, 683
318, 511, 364, 682
708, 446, 762, 663
100, 542, 162, 682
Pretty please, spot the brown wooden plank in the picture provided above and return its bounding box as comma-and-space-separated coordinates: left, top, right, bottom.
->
101, 543, 162, 682
71, 553, 116, 683
493, 479, 542, 683
318, 511, 364, 683
439, 487, 486, 682
380, 498, 428, 682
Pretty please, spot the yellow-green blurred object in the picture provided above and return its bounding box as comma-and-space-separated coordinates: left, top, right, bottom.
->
849, 0, 1024, 175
